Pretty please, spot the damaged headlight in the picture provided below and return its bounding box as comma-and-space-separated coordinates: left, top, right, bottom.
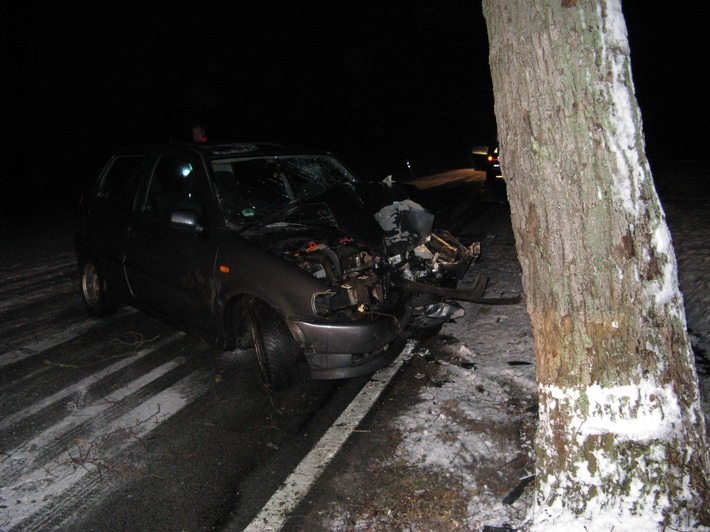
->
310, 287, 369, 318
312, 290, 335, 316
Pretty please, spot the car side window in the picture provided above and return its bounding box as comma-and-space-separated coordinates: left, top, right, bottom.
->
141, 155, 206, 222
98, 155, 145, 207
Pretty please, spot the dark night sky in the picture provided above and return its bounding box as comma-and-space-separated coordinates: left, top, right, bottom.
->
1, 2, 705, 218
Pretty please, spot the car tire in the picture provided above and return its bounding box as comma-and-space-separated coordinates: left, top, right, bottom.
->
247, 300, 300, 392
80, 260, 118, 316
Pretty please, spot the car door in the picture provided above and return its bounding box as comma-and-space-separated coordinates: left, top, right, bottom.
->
123, 148, 220, 334
84, 153, 146, 298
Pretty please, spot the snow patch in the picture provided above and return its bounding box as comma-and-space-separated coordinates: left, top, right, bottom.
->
531, 379, 700, 531
599, 0, 647, 220
541, 381, 683, 442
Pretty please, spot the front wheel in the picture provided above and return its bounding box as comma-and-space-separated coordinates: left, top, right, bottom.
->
80, 260, 118, 316
247, 300, 301, 392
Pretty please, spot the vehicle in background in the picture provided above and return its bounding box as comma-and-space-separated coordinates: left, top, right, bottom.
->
486, 144, 502, 182
471, 144, 503, 182
470, 145, 489, 171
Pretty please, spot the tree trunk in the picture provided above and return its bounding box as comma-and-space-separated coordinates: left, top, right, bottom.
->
482, 0, 709, 529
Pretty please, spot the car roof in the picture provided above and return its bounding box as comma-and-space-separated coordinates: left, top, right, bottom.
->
113, 142, 333, 160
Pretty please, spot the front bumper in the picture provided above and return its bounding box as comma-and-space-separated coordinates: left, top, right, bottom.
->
289, 306, 411, 379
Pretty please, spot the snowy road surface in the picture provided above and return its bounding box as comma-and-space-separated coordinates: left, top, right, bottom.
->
0, 234, 377, 530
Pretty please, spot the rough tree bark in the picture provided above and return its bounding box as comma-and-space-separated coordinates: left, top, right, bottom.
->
482, 1, 709, 529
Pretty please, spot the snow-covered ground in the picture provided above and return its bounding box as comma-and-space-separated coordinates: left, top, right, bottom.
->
321, 162, 709, 531
394, 235, 538, 529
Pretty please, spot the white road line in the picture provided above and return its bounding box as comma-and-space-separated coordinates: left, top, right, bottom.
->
0, 308, 138, 370
242, 341, 416, 532
0, 332, 183, 430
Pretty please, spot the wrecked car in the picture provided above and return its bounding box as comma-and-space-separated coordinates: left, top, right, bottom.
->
74, 142, 513, 391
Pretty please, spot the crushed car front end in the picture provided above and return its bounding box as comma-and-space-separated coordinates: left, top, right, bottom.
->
234, 190, 478, 379
206, 145, 489, 382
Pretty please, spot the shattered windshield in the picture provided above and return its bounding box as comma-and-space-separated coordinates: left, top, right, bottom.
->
211, 155, 357, 225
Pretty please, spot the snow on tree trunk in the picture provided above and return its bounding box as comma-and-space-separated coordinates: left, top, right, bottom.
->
481, 0, 709, 529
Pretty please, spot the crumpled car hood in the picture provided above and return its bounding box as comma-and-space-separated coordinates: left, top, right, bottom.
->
242, 180, 438, 250
237, 177, 515, 325
242, 183, 385, 248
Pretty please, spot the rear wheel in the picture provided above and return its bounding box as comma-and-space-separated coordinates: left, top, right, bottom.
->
247, 300, 300, 392
80, 261, 118, 316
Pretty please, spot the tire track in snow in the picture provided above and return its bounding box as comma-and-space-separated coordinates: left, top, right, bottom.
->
0, 308, 137, 370
0, 331, 183, 431
0, 259, 75, 295
2, 370, 213, 531
0, 350, 192, 485
0, 254, 75, 280
0, 302, 84, 340
0, 244, 224, 530
0, 282, 75, 313
0, 259, 76, 311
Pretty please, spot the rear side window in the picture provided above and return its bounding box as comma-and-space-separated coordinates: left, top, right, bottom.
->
98, 155, 146, 206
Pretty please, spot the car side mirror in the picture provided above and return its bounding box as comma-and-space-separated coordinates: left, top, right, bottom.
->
170, 209, 205, 234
